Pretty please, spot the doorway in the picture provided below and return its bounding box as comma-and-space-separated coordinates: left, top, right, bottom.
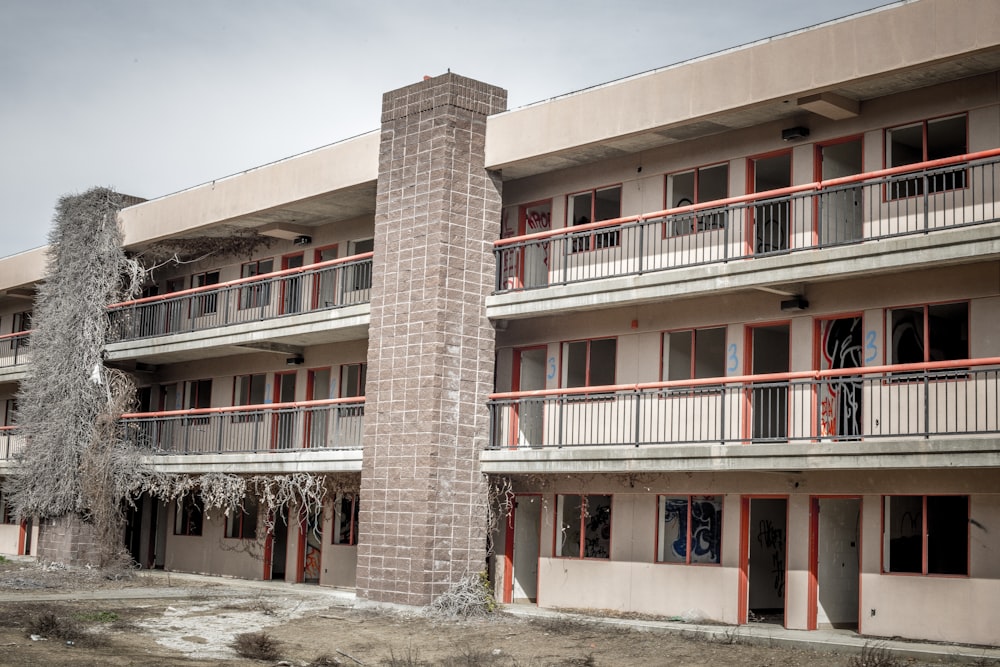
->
272, 372, 297, 449
312, 245, 339, 308
306, 368, 331, 448
747, 324, 790, 441
264, 506, 289, 581
809, 497, 861, 630
816, 138, 863, 245
741, 497, 788, 625
281, 253, 305, 314
298, 508, 323, 584
816, 316, 863, 438
503, 494, 541, 604
748, 152, 791, 254
512, 347, 547, 447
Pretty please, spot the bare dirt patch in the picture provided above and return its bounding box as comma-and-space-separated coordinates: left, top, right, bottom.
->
0, 558, 973, 666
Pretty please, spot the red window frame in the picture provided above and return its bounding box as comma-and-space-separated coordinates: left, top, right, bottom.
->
881, 494, 970, 577
560, 337, 617, 389
554, 494, 613, 560
566, 185, 623, 252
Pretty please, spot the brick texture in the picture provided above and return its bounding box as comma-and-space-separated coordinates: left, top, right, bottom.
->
357, 73, 507, 605
36, 514, 102, 566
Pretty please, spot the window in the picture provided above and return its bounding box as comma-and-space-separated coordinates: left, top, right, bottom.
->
340, 363, 367, 398
563, 338, 616, 388
0, 490, 16, 524
889, 302, 968, 365
12, 311, 31, 350
556, 494, 611, 559
347, 239, 374, 293
224, 496, 259, 540
174, 495, 203, 536
192, 270, 220, 316
239, 258, 274, 309
568, 186, 622, 251
657, 495, 722, 564
886, 115, 967, 197
332, 493, 359, 545
662, 328, 726, 381
665, 164, 729, 235
883, 495, 968, 575
234, 374, 266, 422
185, 379, 212, 424
4, 398, 17, 426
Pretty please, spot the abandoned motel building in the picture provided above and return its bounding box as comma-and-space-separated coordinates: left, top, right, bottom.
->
1, 0, 1000, 647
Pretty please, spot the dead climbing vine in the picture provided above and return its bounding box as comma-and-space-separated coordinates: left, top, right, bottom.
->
133, 226, 273, 280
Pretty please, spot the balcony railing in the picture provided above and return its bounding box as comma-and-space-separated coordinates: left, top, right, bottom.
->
0, 331, 31, 369
120, 398, 365, 455
107, 253, 374, 342
0, 426, 23, 460
488, 358, 1000, 449
495, 149, 1000, 292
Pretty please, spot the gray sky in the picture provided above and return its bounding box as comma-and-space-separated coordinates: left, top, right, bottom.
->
1, 0, 894, 257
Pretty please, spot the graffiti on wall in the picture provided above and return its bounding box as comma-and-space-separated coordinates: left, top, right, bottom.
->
500, 205, 551, 288
757, 519, 785, 598
820, 317, 863, 437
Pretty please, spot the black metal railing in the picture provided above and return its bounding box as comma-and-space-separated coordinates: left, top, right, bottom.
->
107, 253, 374, 342
488, 359, 1000, 449
0, 331, 31, 369
0, 426, 23, 460
119, 399, 365, 455
495, 150, 1000, 292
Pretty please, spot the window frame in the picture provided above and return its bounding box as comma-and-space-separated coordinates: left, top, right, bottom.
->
655, 494, 723, 565
173, 494, 204, 537
554, 494, 613, 560
224, 496, 259, 540
561, 337, 617, 389
884, 113, 968, 199
661, 326, 727, 382
567, 184, 623, 252
191, 270, 220, 317
664, 162, 730, 237
238, 258, 274, 310
185, 378, 212, 425
332, 493, 359, 546
886, 300, 969, 366
0, 489, 16, 525
233, 373, 267, 422
881, 494, 969, 577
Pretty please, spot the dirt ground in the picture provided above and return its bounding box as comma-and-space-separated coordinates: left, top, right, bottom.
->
0, 558, 982, 667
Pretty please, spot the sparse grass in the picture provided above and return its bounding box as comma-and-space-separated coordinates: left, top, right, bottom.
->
232, 630, 281, 661
719, 626, 748, 645
74, 610, 119, 623
439, 644, 505, 667
381, 645, 429, 667
848, 642, 900, 667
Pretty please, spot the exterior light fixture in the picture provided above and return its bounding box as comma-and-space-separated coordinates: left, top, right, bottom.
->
780, 296, 809, 311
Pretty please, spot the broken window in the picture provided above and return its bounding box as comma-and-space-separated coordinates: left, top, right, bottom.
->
563, 338, 616, 389
568, 186, 622, 251
657, 495, 722, 564
662, 327, 726, 381
887, 114, 967, 197
883, 495, 968, 575
174, 495, 203, 536
556, 494, 612, 559
889, 302, 968, 365
332, 493, 359, 545
665, 163, 729, 235
224, 496, 259, 540
239, 258, 274, 309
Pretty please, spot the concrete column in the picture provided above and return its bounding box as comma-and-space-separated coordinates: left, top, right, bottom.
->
357, 73, 507, 605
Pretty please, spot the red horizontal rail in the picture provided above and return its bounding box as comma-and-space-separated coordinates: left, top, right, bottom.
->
493, 147, 1000, 248
488, 357, 1000, 400
0, 330, 32, 341
120, 396, 365, 419
109, 252, 375, 309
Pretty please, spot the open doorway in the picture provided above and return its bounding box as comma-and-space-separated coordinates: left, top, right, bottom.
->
281, 252, 305, 314
747, 324, 790, 441
503, 494, 541, 604
298, 508, 322, 584
748, 151, 791, 254
264, 506, 289, 581
513, 347, 547, 447
272, 371, 297, 449
741, 497, 788, 625
810, 497, 861, 631
816, 138, 863, 245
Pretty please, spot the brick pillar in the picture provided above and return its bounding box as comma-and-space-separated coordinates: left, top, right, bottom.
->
356, 73, 507, 605
35, 515, 102, 566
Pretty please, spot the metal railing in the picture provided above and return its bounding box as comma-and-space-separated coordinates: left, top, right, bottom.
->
487, 358, 1000, 449
495, 149, 1000, 292
0, 331, 31, 369
0, 426, 23, 460
119, 398, 365, 455
107, 253, 374, 342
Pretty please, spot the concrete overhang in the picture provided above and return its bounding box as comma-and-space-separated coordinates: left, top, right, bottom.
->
485, 0, 1000, 179
118, 130, 380, 249
486, 223, 1000, 320
0, 246, 45, 304
0, 368, 28, 386
479, 436, 1000, 475
142, 450, 363, 475
105, 305, 370, 364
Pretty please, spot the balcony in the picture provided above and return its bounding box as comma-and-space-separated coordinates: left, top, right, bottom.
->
484, 358, 1000, 473
493, 150, 1000, 305
0, 331, 31, 384
120, 398, 364, 456
0, 426, 23, 461
105, 253, 373, 363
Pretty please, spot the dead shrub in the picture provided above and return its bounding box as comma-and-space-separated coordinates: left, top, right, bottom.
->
232, 630, 281, 661
848, 642, 900, 667
26, 611, 96, 645
381, 645, 429, 667
307, 655, 345, 667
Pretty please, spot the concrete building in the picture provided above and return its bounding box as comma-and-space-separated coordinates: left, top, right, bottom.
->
1, 0, 999, 646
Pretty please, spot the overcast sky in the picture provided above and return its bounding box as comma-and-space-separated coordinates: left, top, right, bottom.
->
1, 0, 895, 257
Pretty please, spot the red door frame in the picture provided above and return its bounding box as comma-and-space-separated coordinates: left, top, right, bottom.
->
311, 244, 339, 308
271, 371, 297, 449
812, 135, 864, 247
304, 367, 331, 448
746, 149, 793, 255
280, 252, 305, 314
742, 321, 792, 443
807, 495, 863, 632
738, 495, 789, 627
502, 493, 543, 605
812, 313, 864, 441
510, 346, 547, 448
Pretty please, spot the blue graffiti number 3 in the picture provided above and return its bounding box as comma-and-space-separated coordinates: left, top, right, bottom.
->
547, 357, 556, 380
727, 343, 739, 373
865, 330, 877, 363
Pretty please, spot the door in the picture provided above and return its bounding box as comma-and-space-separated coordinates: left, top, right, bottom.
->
747, 324, 790, 441
741, 497, 788, 625
817, 316, 863, 438
748, 152, 791, 254
313, 245, 339, 308
344, 239, 373, 303
810, 497, 861, 630
816, 138, 863, 245
281, 253, 305, 314
503, 494, 541, 604
272, 372, 297, 449
512, 347, 547, 447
